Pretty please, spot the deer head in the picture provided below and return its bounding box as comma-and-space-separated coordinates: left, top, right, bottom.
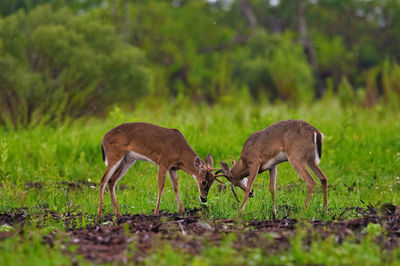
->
193, 154, 223, 203
217, 160, 254, 198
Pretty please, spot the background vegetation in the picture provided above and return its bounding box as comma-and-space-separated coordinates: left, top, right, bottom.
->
1, 0, 400, 128
1, 99, 400, 218
0, 100, 399, 264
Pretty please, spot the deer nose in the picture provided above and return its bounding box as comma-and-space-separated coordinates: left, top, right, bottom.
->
249, 189, 255, 198
199, 196, 207, 203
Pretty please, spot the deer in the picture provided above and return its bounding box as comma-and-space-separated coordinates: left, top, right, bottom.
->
97, 122, 221, 217
217, 120, 328, 216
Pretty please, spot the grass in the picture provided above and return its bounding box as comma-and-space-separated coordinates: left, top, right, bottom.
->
144, 229, 394, 266
0, 97, 400, 264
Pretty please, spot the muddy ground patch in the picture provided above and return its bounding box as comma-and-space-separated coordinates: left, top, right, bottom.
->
1, 206, 400, 264
69, 208, 400, 264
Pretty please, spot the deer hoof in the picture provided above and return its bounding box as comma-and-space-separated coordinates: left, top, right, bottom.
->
249, 189, 255, 198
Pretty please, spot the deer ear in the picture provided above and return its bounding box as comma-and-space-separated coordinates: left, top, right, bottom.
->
220, 161, 230, 175
194, 156, 203, 172
205, 154, 213, 168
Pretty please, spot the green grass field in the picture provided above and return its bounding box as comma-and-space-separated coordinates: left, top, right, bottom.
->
1, 98, 400, 265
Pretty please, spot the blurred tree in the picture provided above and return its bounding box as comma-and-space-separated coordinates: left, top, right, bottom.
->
297, 0, 323, 98
338, 76, 355, 107
233, 30, 314, 103
239, 0, 257, 28
125, 0, 236, 102
0, 0, 106, 16
0, 5, 149, 128
0, 0, 400, 128
306, 0, 400, 90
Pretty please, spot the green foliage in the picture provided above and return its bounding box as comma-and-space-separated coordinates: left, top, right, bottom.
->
313, 33, 355, 85
233, 31, 314, 103
1, 1, 400, 128
361, 222, 384, 237
127, 0, 236, 101
194, 234, 247, 265
381, 59, 400, 108
359, 59, 400, 108
134, 229, 400, 265
0, 141, 9, 180
1, 1, 400, 264
145, 244, 191, 266
363, 67, 380, 107
269, 228, 385, 265
338, 76, 355, 107
0, 101, 399, 264
0, 227, 79, 266
0, 5, 149, 128
0, 100, 399, 217
0, 0, 105, 16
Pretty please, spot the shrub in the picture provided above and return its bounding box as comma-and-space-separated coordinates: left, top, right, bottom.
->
0, 5, 149, 128
233, 31, 314, 104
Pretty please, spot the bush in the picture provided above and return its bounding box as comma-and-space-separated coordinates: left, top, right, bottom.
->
0, 5, 149, 128
233, 31, 314, 104
338, 76, 355, 107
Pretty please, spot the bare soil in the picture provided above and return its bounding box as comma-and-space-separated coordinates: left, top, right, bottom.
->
2, 182, 400, 265
70, 210, 400, 264
2, 204, 399, 264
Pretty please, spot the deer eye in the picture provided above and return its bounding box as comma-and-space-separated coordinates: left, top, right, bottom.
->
201, 180, 207, 186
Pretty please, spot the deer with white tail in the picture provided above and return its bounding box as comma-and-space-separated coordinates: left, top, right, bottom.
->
217, 120, 328, 216
97, 122, 220, 217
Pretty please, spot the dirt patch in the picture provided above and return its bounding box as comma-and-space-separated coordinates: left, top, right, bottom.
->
1, 205, 399, 264
24, 181, 133, 191
67, 208, 400, 264
56, 181, 97, 190
63, 210, 297, 263
24, 182, 44, 189
70, 225, 130, 263
0, 209, 27, 226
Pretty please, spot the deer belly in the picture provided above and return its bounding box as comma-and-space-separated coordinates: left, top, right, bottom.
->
262, 151, 287, 170
126, 151, 156, 164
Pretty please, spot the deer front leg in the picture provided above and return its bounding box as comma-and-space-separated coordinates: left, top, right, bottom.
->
269, 165, 278, 218
154, 167, 167, 216
239, 164, 260, 213
169, 169, 184, 213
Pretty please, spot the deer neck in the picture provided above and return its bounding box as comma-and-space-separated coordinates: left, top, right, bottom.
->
179, 150, 201, 178
230, 158, 249, 181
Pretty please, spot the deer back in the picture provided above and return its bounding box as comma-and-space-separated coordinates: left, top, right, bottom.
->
238, 120, 321, 168
102, 122, 197, 166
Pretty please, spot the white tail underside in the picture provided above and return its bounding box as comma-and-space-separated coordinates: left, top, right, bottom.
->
314, 132, 321, 164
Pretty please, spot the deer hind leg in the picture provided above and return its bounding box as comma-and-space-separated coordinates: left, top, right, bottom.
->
288, 157, 316, 209
107, 158, 136, 217
269, 165, 278, 217
308, 160, 328, 207
97, 157, 124, 217
240, 164, 260, 213
154, 167, 167, 216
169, 169, 184, 213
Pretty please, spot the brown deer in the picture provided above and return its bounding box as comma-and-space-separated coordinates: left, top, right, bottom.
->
217, 120, 328, 216
97, 122, 219, 217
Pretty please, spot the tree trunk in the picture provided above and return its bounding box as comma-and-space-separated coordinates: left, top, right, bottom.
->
297, 0, 324, 98
122, 0, 130, 42
111, 0, 119, 24
239, 0, 257, 28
